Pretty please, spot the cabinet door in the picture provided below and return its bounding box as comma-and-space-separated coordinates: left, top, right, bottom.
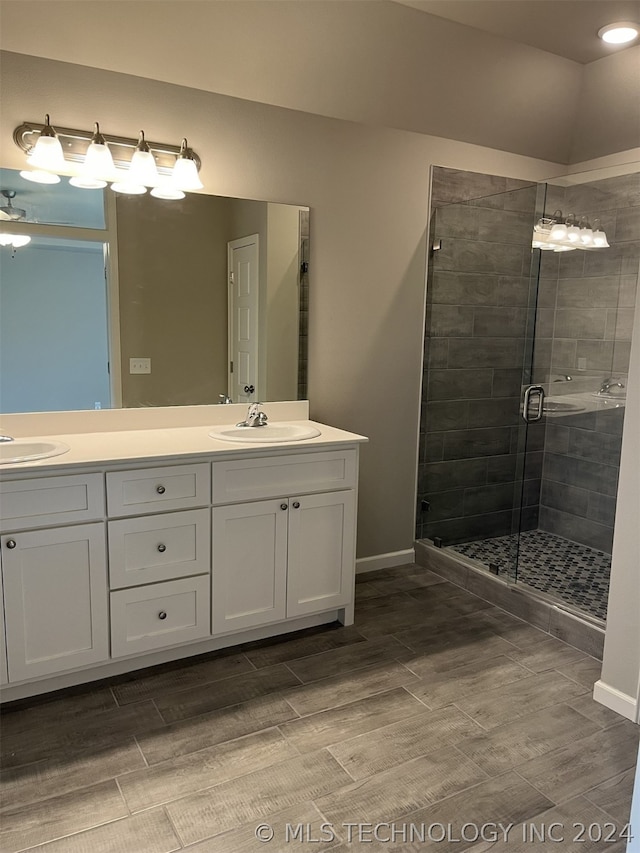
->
0, 563, 8, 686
212, 499, 288, 633
287, 490, 355, 618
2, 523, 109, 682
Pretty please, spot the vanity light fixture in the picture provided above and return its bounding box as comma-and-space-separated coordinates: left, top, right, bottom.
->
172, 139, 204, 191
598, 22, 639, 44
69, 123, 115, 189
14, 116, 203, 199
25, 114, 66, 173
532, 210, 610, 252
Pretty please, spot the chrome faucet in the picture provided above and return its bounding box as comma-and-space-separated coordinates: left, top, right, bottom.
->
236, 402, 268, 427
598, 378, 625, 395
218, 394, 233, 404
0, 434, 14, 443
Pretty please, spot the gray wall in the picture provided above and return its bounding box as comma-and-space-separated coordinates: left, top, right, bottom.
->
0, 52, 564, 561
2, 2, 639, 164
417, 168, 543, 545
537, 173, 639, 554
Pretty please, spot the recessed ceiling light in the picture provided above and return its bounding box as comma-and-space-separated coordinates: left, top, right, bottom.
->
598, 22, 640, 45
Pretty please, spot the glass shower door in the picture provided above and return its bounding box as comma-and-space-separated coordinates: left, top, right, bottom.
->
418, 181, 547, 584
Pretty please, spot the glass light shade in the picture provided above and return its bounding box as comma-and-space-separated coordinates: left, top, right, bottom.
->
20, 169, 61, 185
549, 221, 568, 241
580, 227, 594, 246
111, 181, 147, 195
598, 23, 639, 44
150, 184, 186, 200
128, 150, 158, 186
83, 141, 115, 180
69, 176, 108, 190
28, 135, 66, 172
172, 156, 203, 191
567, 224, 581, 243
593, 229, 610, 248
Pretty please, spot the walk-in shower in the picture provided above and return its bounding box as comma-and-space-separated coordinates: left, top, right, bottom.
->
417, 165, 638, 625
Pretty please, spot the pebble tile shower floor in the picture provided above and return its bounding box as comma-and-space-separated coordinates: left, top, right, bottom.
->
450, 530, 611, 621
0, 564, 635, 852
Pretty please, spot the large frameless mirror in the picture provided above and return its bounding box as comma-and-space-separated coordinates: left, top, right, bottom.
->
0, 168, 309, 414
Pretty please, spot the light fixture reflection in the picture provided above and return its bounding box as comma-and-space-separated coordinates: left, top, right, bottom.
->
0, 234, 31, 248
150, 184, 186, 200
20, 169, 61, 185
532, 210, 609, 253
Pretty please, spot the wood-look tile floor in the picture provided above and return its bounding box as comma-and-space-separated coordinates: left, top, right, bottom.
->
1, 564, 637, 852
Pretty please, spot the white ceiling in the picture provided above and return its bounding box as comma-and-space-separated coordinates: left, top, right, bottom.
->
394, 0, 640, 63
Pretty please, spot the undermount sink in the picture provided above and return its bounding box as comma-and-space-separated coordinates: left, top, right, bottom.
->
592, 391, 626, 400
209, 423, 321, 443
542, 400, 585, 413
0, 440, 70, 464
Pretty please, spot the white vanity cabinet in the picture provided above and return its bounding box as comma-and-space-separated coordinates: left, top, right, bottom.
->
0, 474, 109, 682
0, 431, 363, 701
211, 450, 357, 633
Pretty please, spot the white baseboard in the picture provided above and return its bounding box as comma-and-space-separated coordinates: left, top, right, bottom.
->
593, 679, 639, 723
356, 548, 415, 574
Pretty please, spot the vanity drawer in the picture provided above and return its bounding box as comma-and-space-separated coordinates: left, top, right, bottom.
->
110, 575, 210, 657
108, 509, 210, 589
106, 463, 210, 517
0, 474, 104, 532
211, 450, 357, 504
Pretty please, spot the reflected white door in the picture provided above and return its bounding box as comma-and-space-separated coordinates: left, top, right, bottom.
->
228, 235, 259, 404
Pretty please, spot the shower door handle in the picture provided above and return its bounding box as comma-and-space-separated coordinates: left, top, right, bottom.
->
522, 385, 545, 422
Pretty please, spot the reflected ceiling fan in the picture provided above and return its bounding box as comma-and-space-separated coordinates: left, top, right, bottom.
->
0, 190, 27, 221
0, 190, 31, 250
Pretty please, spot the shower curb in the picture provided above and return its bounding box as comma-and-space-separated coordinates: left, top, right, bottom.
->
415, 539, 605, 660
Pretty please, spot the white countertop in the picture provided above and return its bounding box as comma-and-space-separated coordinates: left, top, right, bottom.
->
0, 420, 368, 475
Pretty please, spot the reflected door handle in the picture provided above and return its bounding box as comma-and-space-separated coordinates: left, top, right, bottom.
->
522, 385, 545, 423
244, 385, 255, 394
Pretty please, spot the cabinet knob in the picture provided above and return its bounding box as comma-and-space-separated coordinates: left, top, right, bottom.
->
6, 539, 16, 549
157, 544, 167, 553
156, 485, 166, 495
293, 501, 301, 509
280, 503, 288, 511
158, 611, 167, 620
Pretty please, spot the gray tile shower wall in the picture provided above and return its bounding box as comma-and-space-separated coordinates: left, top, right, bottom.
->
537, 173, 638, 553
418, 168, 540, 544
418, 167, 638, 553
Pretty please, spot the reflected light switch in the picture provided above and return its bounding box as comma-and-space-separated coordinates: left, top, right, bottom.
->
130, 357, 151, 374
